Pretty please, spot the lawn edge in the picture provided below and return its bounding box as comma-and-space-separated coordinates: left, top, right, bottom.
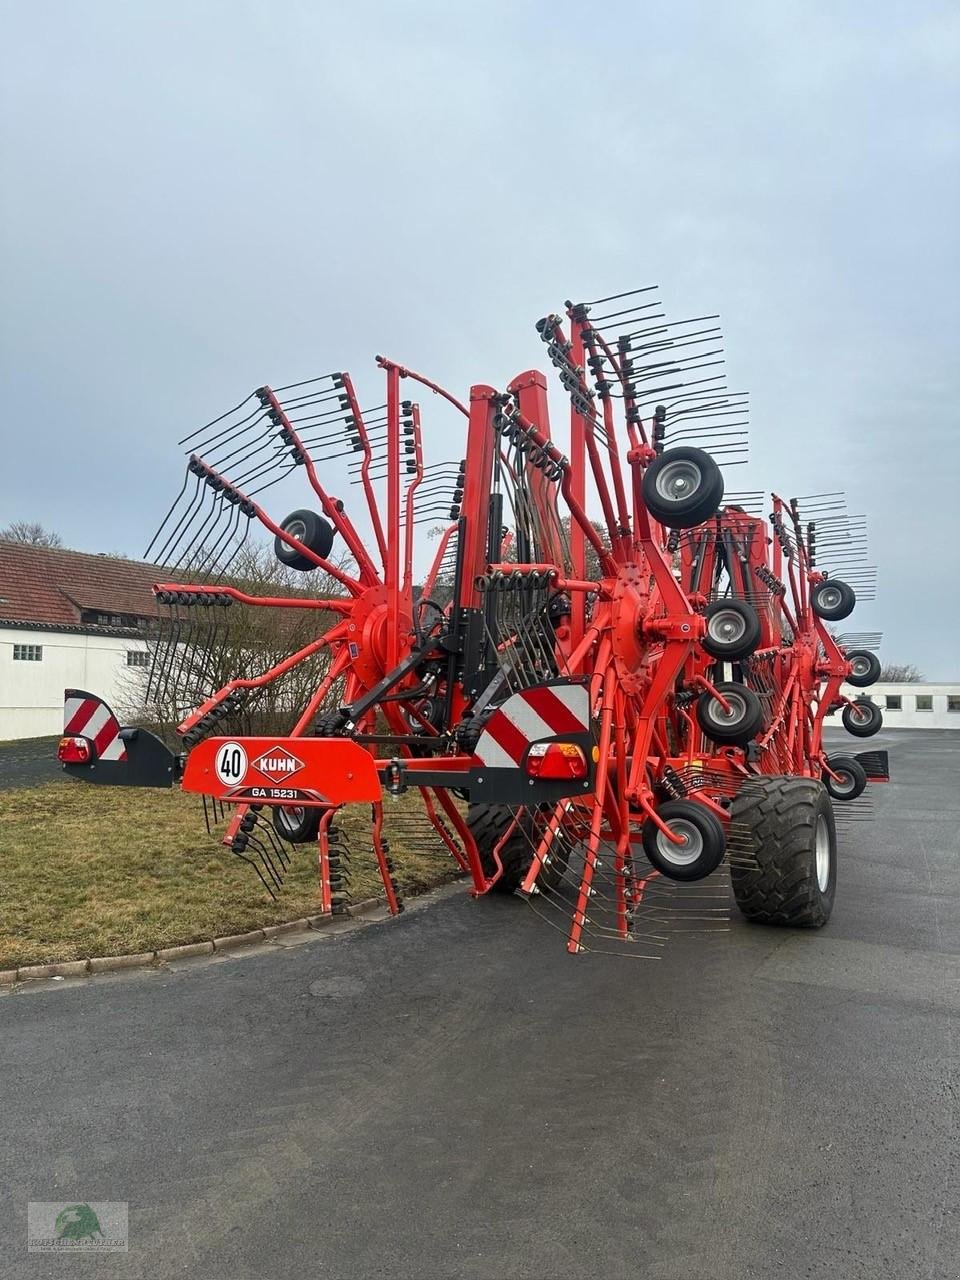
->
3, 896, 383, 985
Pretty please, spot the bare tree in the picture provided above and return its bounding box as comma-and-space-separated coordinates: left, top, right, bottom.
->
878, 663, 924, 683
0, 520, 63, 547
120, 542, 347, 737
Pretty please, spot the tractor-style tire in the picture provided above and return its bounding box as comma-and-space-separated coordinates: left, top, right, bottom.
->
467, 803, 569, 894
822, 754, 867, 801
810, 579, 856, 621
641, 447, 725, 529
702, 600, 762, 660
641, 799, 726, 882
272, 805, 322, 844
730, 776, 837, 927
275, 509, 335, 571
696, 681, 764, 747
845, 649, 881, 688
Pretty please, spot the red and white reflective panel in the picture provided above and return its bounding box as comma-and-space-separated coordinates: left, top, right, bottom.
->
63, 694, 127, 762
474, 684, 590, 770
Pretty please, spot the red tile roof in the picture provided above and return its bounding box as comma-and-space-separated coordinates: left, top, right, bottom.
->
0, 541, 161, 629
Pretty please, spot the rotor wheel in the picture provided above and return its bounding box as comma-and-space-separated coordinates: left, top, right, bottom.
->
810, 579, 856, 621
822, 754, 867, 801
641, 446, 725, 529
274, 509, 335, 571
841, 698, 883, 738
730, 776, 837, 927
845, 649, 881, 688
696, 681, 764, 746
272, 805, 322, 844
641, 799, 726, 882
702, 599, 762, 660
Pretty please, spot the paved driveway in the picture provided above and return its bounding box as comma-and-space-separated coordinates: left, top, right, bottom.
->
2, 730, 958, 1278
0, 736, 61, 790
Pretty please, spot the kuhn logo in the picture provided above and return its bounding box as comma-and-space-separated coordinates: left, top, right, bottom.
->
251, 748, 305, 783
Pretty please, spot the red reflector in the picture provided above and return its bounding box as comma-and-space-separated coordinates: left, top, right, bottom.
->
58, 735, 93, 764
525, 741, 588, 780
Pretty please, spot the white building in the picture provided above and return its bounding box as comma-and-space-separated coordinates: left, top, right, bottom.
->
834, 682, 960, 730
0, 541, 157, 740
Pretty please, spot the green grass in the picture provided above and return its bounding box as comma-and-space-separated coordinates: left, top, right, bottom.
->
0, 781, 462, 968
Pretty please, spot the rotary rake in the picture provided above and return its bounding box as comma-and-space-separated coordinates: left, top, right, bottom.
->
59, 286, 887, 953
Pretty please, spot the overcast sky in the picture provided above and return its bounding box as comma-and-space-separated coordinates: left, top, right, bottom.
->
1, 0, 957, 675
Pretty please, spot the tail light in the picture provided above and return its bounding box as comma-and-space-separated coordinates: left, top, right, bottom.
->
58, 736, 93, 764
525, 741, 588, 780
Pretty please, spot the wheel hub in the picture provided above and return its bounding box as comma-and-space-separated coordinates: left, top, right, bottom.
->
708, 608, 746, 643
712, 692, 746, 725
656, 818, 704, 867
656, 458, 702, 501
815, 815, 831, 891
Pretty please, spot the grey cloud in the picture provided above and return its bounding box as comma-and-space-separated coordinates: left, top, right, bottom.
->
1, 0, 957, 673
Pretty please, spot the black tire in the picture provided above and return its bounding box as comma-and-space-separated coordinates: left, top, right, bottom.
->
641, 799, 726, 882
822, 754, 867, 801
467, 803, 570, 894
845, 649, 881, 688
730, 776, 836, 927
272, 805, 321, 844
641, 447, 724, 529
842, 698, 883, 738
274, 509, 335, 571
702, 600, 762, 660
810, 579, 856, 621
696, 681, 764, 746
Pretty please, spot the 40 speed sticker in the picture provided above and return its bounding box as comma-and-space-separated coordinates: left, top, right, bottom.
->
215, 741, 248, 786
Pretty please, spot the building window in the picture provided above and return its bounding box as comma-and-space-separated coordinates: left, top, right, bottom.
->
126, 650, 150, 667
949, 696, 960, 713
13, 644, 43, 661
885, 695, 902, 711
80, 609, 146, 629
916, 695, 933, 711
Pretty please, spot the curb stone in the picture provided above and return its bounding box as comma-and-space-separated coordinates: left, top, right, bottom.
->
262, 919, 310, 939
157, 941, 215, 963
89, 951, 156, 974
213, 929, 267, 951
7, 895, 400, 986
16, 959, 91, 981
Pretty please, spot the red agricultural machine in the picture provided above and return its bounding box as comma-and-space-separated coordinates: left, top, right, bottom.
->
59, 287, 887, 952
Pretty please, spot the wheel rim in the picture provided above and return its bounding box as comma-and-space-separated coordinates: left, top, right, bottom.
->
851, 655, 871, 678
655, 458, 702, 504
710, 692, 747, 727
815, 815, 831, 891
656, 818, 704, 867
853, 703, 872, 723
278, 806, 305, 834
818, 585, 842, 610
708, 608, 746, 646
285, 519, 307, 542
832, 770, 855, 796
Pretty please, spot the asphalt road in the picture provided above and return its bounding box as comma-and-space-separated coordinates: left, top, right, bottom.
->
2, 729, 959, 1279
0, 736, 61, 790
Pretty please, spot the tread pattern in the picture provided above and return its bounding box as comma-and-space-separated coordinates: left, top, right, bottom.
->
729, 776, 836, 928
467, 803, 529, 892
466, 803, 569, 894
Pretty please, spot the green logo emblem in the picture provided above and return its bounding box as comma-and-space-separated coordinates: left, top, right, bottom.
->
54, 1205, 104, 1242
